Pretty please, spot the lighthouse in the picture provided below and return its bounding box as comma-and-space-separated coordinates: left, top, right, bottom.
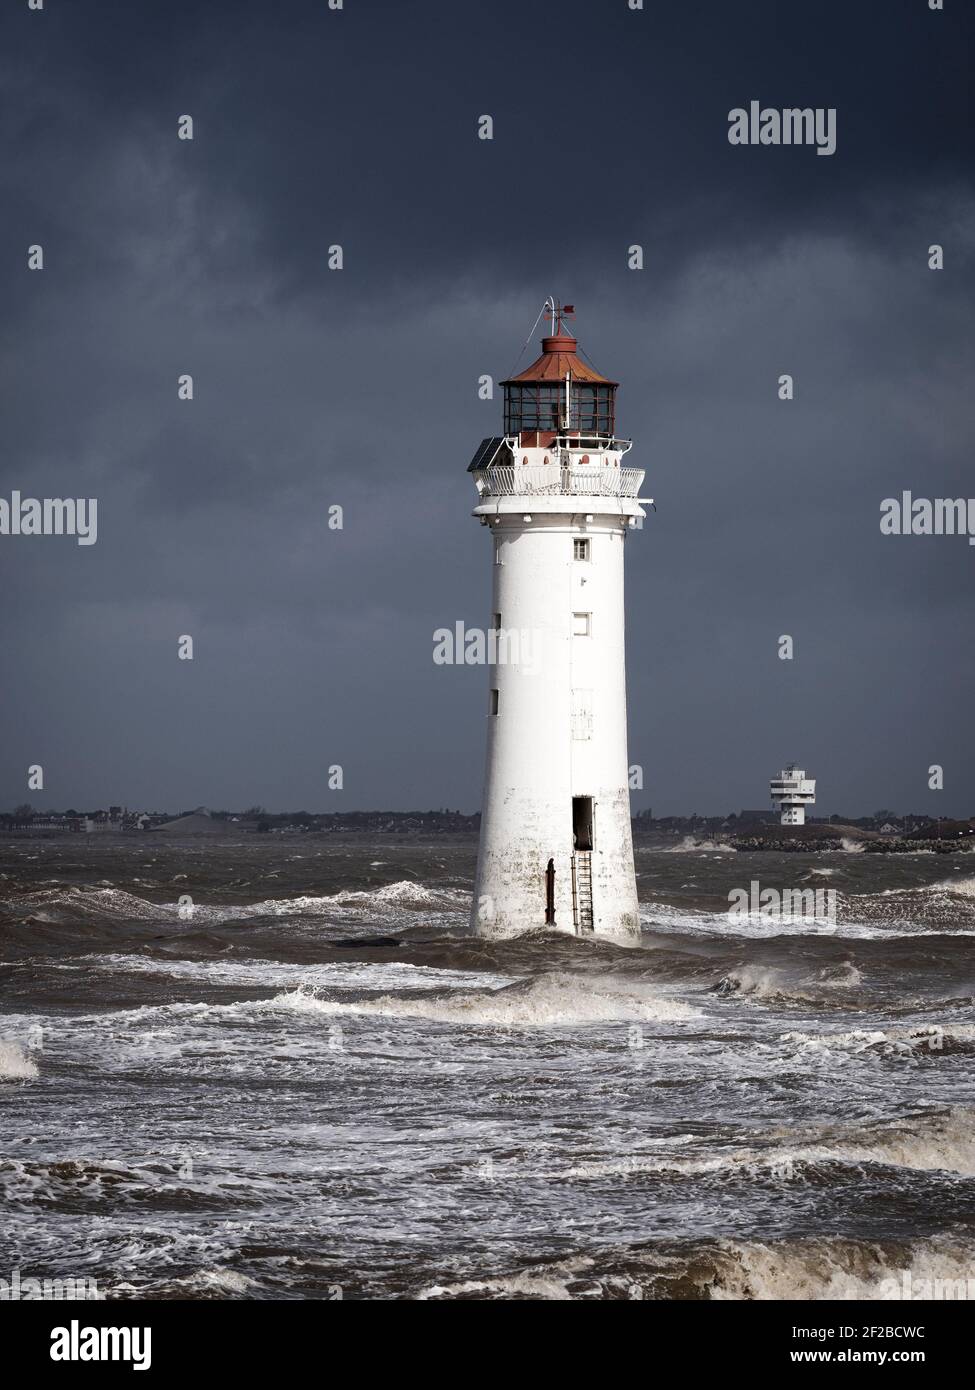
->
469, 301, 649, 939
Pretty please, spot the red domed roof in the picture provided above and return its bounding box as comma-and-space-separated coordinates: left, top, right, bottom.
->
502, 335, 617, 387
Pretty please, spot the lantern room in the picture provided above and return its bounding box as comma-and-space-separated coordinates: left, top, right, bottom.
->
501, 317, 618, 444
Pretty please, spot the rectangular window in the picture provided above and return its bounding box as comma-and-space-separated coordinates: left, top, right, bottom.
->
494, 538, 503, 565
493, 613, 501, 631
573, 538, 590, 561
489, 688, 499, 716
572, 612, 591, 636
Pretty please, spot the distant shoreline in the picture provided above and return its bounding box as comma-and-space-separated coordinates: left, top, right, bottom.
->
2, 823, 972, 854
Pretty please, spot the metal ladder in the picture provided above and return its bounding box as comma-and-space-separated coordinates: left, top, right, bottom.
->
572, 851, 594, 933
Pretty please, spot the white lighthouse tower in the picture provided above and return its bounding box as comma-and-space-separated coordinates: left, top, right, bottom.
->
469, 301, 649, 939
770, 765, 816, 825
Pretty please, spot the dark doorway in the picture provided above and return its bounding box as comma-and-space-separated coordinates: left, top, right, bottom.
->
572, 797, 593, 851
544, 858, 556, 925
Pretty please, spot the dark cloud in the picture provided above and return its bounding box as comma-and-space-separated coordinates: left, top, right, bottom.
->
1, 1, 972, 815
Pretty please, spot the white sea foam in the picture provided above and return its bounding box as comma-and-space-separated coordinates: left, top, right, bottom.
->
419, 1234, 975, 1301
833, 1108, 975, 1176
717, 961, 862, 1002
69, 954, 513, 992
273, 971, 701, 1027
11, 880, 470, 928
255, 880, 466, 912
14, 886, 171, 922
158, 880, 470, 923
640, 898, 975, 940
781, 1023, 975, 1058
664, 836, 735, 853
172, 1268, 260, 1294
0, 1040, 39, 1080
706, 1234, 975, 1300
562, 1108, 975, 1181
641, 902, 844, 938
419, 1261, 592, 1300
935, 874, 975, 898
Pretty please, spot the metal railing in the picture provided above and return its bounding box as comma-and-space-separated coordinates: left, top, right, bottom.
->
473, 465, 644, 499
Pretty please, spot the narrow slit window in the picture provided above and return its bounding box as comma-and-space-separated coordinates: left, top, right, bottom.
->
489, 688, 499, 716
572, 612, 591, 637
493, 613, 501, 631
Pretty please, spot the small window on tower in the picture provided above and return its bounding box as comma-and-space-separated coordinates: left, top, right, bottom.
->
573, 538, 590, 561
573, 612, 591, 637
489, 688, 499, 716
493, 613, 501, 631
494, 538, 503, 565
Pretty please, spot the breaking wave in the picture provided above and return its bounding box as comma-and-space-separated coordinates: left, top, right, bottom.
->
561, 1107, 975, 1181
2, 886, 172, 925
704, 1234, 975, 1301
781, 1023, 975, 1058
0, 879, 469, 930
664, 836, 736, 853
715, 962, 862, 1003
231, 881, 468, 917
419, 1233, 975, 1300
273, 970, 701, 1027
70, 954, 513, 992
935, 875, 975, 899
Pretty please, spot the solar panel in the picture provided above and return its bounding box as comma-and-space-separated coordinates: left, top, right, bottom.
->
467, 437, 509, 471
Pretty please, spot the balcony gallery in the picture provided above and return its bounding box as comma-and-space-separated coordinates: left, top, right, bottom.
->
472, 463, 644, 499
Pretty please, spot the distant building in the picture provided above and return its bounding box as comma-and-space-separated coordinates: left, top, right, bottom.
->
770, 765, 816, 826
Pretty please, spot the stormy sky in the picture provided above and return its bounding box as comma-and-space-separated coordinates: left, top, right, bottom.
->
1, 0, 973, 817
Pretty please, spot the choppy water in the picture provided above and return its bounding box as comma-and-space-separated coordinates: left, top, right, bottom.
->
2, 835, 975, 1300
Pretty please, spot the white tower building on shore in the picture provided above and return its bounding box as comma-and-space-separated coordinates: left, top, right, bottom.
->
770, 765, 816, 825
469, 302, 650, 939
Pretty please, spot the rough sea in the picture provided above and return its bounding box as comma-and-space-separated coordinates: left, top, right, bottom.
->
2, 835, 974, 1301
